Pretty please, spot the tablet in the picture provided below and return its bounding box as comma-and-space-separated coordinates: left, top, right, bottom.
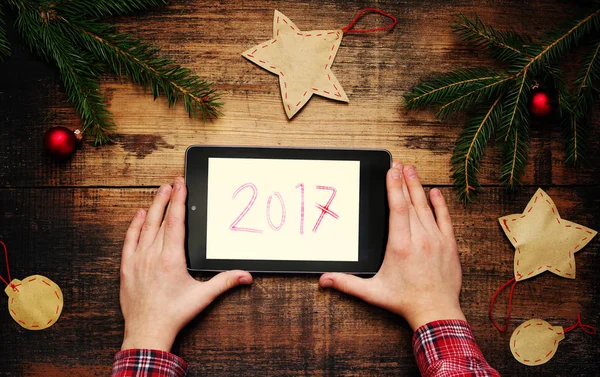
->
185, 146, 390, 273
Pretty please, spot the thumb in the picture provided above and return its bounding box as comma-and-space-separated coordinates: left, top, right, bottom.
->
203, 270, 253, 303
319, 273, 376, 303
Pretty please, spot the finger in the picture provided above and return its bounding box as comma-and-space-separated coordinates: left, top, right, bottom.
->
429, 188, 455, 238
403, 165, 437, 232
319, 273, 377, 303
122, 209, 146, 263
138, 184, 172, 250
386, 164, 411, 242
203, 270, 253, 302
163, 177, 187, 254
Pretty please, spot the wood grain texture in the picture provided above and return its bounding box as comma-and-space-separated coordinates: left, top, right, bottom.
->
0, 0, 599, 376
0, 0, 598, 188
0, 187, 598, 376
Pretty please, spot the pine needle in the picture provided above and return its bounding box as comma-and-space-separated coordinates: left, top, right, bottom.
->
452, 14, 530, 62
0, 5, 10, 60
451, 96, 504, 202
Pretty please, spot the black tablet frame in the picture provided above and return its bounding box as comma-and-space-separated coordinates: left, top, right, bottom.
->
185, 146, 390, 274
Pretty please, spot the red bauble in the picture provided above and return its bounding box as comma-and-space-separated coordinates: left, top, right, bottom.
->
43, 127, 81, 158
529, 91, 553, 117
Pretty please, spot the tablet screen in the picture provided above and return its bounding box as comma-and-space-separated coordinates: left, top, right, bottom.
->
206, 158, 360, 261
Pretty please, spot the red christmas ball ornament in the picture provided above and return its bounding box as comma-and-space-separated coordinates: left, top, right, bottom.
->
529, 90, 553, 117
43, 127, 82, 158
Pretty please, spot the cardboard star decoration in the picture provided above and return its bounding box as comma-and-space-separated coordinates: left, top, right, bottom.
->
498, 188, 597, 282
242, 10, 349, 119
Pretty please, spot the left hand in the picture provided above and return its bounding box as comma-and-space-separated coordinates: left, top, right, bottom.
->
119, 177, 253, 352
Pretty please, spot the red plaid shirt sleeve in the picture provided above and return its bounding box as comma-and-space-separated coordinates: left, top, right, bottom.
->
111, 349, 188, 377
413, 320, 500, 377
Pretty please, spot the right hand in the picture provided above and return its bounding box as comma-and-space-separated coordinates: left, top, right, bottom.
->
319, 163, 465, 330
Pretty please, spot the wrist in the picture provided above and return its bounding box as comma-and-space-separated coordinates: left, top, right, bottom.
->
121, 325, 177, 352
406, 305, 466, 331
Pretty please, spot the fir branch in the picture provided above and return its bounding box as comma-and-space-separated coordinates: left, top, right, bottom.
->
575, 40, 600, 109
452, 14, 530, 62
451, 96, 503, 203
436, 74, 513, 119
15, 9, 114, 144
563, 112, 590, 166
500, 117, 530, 187
500, 71, 531, 141
562, 40, 600, 166
404, 68, 503, 109
524, 9, 600, 74
0, 5, 10, 60
58, 17, 222, 121
544, 65, 570, 117
52, 0, 168, 19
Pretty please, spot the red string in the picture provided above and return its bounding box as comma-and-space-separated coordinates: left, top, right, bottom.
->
489, 277, 517, 332
0, 240, 11, 286
564, 314, 597, 335
342, 8, 397, 34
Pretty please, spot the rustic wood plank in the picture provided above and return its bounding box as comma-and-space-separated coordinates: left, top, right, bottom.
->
0, 0, 598, 188
0, 186, 597, 376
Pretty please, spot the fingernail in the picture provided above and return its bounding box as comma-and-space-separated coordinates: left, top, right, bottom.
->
405, 165, 417, 178
321, 279, 332, 288
158, 185, 168, 195
394, 162, 402, 168
391, 168, 401, 180
239, 277, 249, 284
136, 209, 144, 218
174, 181, 182, 192
432, 188, 441, 197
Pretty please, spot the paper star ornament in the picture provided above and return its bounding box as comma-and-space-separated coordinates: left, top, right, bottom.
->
499, 188, 597, 282
242, 10, 349, 118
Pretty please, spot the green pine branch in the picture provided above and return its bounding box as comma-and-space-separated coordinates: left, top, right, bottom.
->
562, 40, 600, 166
0, 5, 9, 60
1, 0, 222, 145
435, 74, 512, 120
499, 71, 531, 141
52, 0, 168, 19
574, 40, 600, 109
544, 65, 570, 117
15, 9, 114, 144
524, 9, 600, 74
451, 96, 504, 202
500, 118, 530, 188
404, 10, 600, 202
452, 13, 530, 63
562, 112, 590, 166
57, 17, 222, 121
404, 68, 503, 110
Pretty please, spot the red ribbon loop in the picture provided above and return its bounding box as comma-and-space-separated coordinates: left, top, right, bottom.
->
564, 313, 597, 335
342, 8, 397, 34
489, 277, 517, 332
0, 240, 12, 287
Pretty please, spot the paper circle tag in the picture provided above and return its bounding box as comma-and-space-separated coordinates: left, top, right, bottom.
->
510, 319, 565, 366
5, 275, 63, 330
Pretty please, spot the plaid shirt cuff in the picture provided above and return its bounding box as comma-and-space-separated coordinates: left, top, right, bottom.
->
412, 320, 500, 377
112, 349, 188, 377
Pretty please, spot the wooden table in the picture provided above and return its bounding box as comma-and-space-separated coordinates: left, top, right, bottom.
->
1, 1, 598, 376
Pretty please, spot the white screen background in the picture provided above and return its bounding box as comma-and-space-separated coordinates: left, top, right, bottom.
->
205, 158, 360, 261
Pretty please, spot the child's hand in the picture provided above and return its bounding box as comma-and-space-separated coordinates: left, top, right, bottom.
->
119, 177, 253, 352
319, 163, 465, 330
